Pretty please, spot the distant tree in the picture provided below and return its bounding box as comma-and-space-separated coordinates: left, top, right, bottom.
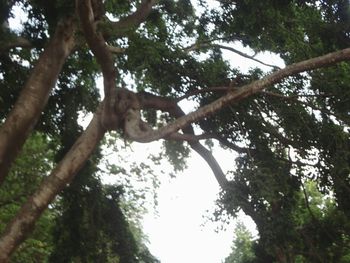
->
225, 222, 255, 263
223, 181, 350, 262
0, 0, 349, 262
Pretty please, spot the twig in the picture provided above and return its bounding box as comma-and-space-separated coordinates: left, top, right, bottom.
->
186, 42, 281, 69
176, 86, 229, 102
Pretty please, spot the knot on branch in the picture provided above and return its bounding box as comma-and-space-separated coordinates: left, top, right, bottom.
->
124, 107, 153, 140
115, 88, 153, 140
102, 88, 153, 139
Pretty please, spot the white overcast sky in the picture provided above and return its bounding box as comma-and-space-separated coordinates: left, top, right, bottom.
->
131, 48, 284, 262
140, 143, 240, 263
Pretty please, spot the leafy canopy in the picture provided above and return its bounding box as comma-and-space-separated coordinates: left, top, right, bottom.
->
0, 0, 349, 262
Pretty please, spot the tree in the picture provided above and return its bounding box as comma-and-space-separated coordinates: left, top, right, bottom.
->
223, 181, 350, 263
0, 0, 349, 261
225, 221, 256, 263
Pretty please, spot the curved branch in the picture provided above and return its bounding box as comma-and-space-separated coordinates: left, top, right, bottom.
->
215, 44, 281, 69
138, 92, 229, 189
215, 134, 255, 154
0, 109, 106, 262
0, 36, 32, 54
186, 42, 281, 69
112, 0, 156, 30
0, 18, 76, 185
190, 142, 229, 189
128, 48, 350, 143
77, 0, 118, 130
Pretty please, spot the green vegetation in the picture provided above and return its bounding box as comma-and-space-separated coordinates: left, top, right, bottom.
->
0, 0, 349, 262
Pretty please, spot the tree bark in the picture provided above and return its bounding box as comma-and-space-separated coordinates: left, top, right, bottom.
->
0, 109, 105, 262
113, 0, 156, 26
0, 18, 76, 185
77, 0, 119, 130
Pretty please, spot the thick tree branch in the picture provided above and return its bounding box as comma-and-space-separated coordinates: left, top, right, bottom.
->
215, 134, 255, 154
0, 109, 106, 262
77, 0, 119, 130
0, 18, 76, 185
107, 45, 125, 54
109, 0, 157, 36
0, 36, 32, 54
128, 48, 350, 143
190, 142, 229, 189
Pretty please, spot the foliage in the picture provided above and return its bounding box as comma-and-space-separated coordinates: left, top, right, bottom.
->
0, 133, 55, 262
224, 222, 256, 263
199, 1, 350, 261
224, 181, 350, 262
0, 0, 349, 262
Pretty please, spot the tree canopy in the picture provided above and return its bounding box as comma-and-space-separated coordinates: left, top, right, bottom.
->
0, 0, 349, 262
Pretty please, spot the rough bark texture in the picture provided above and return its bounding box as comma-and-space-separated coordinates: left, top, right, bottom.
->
0, 1, 158, 259
77, 0, 118, 130
115, 0, 156, 26
77, 0, 156, 130
0, 110, 106, 262
0, 18, 76, 185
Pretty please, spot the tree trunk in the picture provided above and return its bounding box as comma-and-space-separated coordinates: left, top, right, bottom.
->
0, 111, 105, 262
0, 18, 76, 185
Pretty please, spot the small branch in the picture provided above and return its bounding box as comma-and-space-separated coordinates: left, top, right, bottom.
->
253, 108, 296, 147
300, 180, 317, 222
0, 36, 32, 54
183, 36, 246, 51
176, 86, 229, 102
261, 91, 334, 100
214, 43, 281, 69
186, 42, 281, 69
262, 91, 348, 124
215, 134, 255, 154
107, 45, 125, 54
299, 178, 336, 244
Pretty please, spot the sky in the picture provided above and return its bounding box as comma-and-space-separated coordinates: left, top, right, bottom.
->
8, 4, 285, 263
121, 40, 285, 262
140, 144, 242, 263
136, 46, 285, 263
